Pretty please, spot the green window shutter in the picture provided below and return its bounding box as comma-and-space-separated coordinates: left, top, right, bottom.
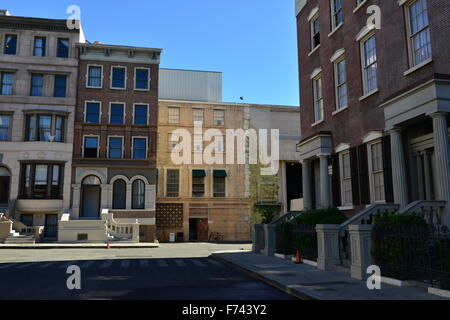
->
192, 170, 206, 177
213, 170, 227, 177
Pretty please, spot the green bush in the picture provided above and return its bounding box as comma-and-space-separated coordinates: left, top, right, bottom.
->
374, 214, 428, 227
276, 223, 293, 255
291, 207, 346, 226
254, 204, 281, 224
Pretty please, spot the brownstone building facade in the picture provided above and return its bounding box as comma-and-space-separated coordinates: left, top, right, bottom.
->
71, 43, 162, 241
296, 0, 450, 224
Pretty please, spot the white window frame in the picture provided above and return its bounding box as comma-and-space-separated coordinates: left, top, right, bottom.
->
213, 109, 225, 126
107, 135, 124, 159
310, 14, 320, 52
333, 56, 348, 111
84, 101, 102, 124
404, 0, 432, 68
330, 0, 343, 31
86, 64, 103, 89
133, 103, 149, 126
83, 134, 100, 158
110, 66, 127, 90
339, 151, 353, 207
165, 168, 181, 198
367, 140, 386, 203
132, 136, 148, 159
134, 67, 151, 91
168, 106, 180, 124
193, 108, 204, 125
360, 32, 378, 95
312, 74, 324, 123
109, 102, 126, 125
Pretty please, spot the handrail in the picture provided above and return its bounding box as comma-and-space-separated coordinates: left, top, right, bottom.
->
339, 204, 400, 234
270, 211, 304, 225
101, 209, 137, 241
398, 200, 446, 226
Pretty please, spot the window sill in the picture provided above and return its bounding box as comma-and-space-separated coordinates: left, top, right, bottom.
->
86, 86, 103, 89
332, 106, 348, 116
328, 23, 343, 38
338, 205, 354, 211
359, 89, 379, 101
311, 119, 324, 127
308, 45, 320, 57
403, 58, 433, 76
110, 87, 126, 91
134, 88, 150, 92
353, 0, 368, 13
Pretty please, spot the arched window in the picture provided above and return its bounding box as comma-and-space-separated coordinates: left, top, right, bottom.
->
0, 167, 11, 205
113, 179, 126, 209
82, 175, 101, 185
132, 180, 145, 209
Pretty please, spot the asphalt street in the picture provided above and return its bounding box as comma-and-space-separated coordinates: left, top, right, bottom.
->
0, 243, 297, 300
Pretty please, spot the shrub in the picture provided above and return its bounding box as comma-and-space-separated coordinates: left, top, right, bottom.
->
254, 204, 281, 224
291, 207, 346, 226
374, 214, 428, 227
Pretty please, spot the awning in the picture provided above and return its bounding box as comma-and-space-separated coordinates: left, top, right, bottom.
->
192, 170, 206, 177
213, 170, 227, 178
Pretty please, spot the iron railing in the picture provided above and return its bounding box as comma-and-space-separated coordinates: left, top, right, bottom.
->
271, 211, 304, 225
276, 224, 318, 261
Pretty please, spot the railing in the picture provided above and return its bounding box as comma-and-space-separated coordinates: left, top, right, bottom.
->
338, 204, 400, 266
275, 224, 318, 261
101, 209, 138, 242
270, 211, 304, 225
398, 200, 447, 226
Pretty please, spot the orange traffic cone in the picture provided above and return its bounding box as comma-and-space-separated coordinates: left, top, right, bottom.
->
106, 241, 110, 249
295, 250, 303, 264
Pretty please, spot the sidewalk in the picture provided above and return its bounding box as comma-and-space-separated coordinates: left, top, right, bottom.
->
211, 251, 448, 300
0, 243, 159, 249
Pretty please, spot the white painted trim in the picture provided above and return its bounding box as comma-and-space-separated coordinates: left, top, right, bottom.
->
109, 102, 126, 125
335, 143, 350, 153
362, 131, 383, 144
338, 205, 354, 211
403, 58, 433, 76
107, 135, 124, 159
130, 175, 150, 185
131, 136, 148, 159
397, 0, 409, 6
355, 25, 375, 42
110, 175, 131, 185
307, 6, 319, 21
133, 103, 150, 126
308, 44, 320, 57
310, 67, 322, 80
84, 100, 102, 124
330, 48, 345, 63
328, 22, 343, 38
332, 105, 348, 116
359, 89, 379, 101
353, 0, 368, 13
134, 67, 151, 91
110, 65, 127, 90
86, 64, 103, 89
82, 134, 100, 158
360, 33, 378, 95
311, 119, 324, 127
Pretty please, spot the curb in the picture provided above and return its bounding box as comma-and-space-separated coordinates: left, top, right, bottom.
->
0, 245, 160, 250
211, 253, 319, 301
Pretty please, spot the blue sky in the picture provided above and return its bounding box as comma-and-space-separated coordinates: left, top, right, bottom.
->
5, 0, 300, 106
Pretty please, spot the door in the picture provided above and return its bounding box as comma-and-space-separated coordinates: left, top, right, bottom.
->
45, 214, 58, 238
189, 219, 198, 241
0, 167, 10, 205
197, 219, 209, 241
81, 186, 101, 219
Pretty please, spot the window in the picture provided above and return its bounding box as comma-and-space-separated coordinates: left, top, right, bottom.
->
110, 104, 125, 124
340, 152, 353, 206
311, 16, 320, 49
112, 179, 126, 209
57, 38, 69, 58
134, 105, 148, 125
213, 170, 227, 198
85, 102, 101, 124
406, 0, 432, 66
193, 109, 204, 124
111, 67, 126, 89
334, 58, 348, 110
25, 114, 65, 142
194, 134, 203, 152
87, 66, 102, 88
166, 169, 180, 197
4, 35, 17, 55
0, 115, 11, 141
331, 0, 343, 29
33, 37, 46, 57
30, 74, 44, 96
108, 137, 123, 159
19, 163, 63, 199
21, 214, 34, 227
169, 133, 181, 152
133, 138, 147, 159
192, 170, 206, 197
84, 136, 99, 158
0, 72, 13, 95
132, 180, 145, 209
54, 75, 67, 97
213, 110, 225, 126
361, 35, 378, 94
369, 141, 385, 202
135, 68, 150, 90
168, 107, 180, 124
313, 76, 324, 122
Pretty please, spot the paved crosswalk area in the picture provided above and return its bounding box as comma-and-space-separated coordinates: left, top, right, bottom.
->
0, 258, 225, 271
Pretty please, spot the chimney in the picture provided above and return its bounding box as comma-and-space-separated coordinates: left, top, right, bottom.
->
0, 10, 11, 16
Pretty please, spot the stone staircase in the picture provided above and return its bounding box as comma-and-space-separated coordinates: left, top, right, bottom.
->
4, 232, 36, 244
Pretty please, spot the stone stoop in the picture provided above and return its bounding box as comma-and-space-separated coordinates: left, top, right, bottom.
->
4, 233, 36, 244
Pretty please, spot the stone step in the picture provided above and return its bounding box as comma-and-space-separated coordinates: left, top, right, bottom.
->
4, 236, 36, 244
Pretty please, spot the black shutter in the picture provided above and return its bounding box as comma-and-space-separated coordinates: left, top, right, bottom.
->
382, 135, 394, 203
350, 147, 361, 205
358, 144, 371, 205
331, 153, 341, 207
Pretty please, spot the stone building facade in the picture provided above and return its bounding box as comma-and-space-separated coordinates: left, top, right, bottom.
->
71, 43, 162, 241
295, 0, 450, 224
0, 13, 84, 239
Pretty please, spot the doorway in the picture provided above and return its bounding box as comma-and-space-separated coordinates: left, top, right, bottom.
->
0, 166, 10, 205
44, 214, 58, 238
189, 218, 208, 241
81, 175, 101, 219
